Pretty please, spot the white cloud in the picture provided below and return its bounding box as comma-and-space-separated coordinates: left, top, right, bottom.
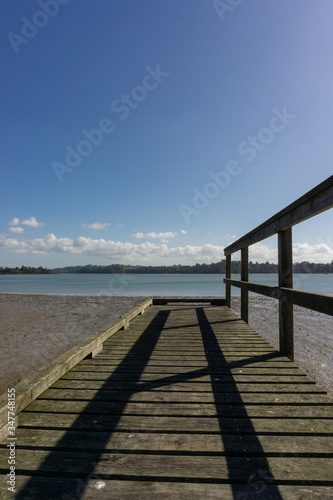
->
83, 222, 110, 230
292, 242, 333, 263
21, 217, 45, 228
117, 223, 125, 227
0, 234, 332, 264
250, 242, 333, 264
250, 243, 278, 263
8, 227, 24, 235
146, 232, 177, 239
132, 231, 178, 240
0, 234, 224, 262
181, 229, 187, 235
9, 218, 20, 226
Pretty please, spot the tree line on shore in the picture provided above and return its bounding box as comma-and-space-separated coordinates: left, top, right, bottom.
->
0, 266, 51, 274
1, 260, 332, 275
51, 260, 333, 274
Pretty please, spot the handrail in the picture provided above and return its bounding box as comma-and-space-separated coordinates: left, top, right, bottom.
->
224, 175, 333, 254
224, 175, 333, 361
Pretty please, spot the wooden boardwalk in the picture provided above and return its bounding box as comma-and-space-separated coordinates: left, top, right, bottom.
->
2, 303, 333, 499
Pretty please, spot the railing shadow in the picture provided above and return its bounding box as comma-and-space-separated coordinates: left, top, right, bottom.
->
15, 309, 170, 499
196, 307, 283, 499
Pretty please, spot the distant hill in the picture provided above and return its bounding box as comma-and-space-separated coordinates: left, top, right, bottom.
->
50, 260, 333, 274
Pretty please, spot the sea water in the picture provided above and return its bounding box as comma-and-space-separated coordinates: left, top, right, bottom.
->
0, 273, 332, 296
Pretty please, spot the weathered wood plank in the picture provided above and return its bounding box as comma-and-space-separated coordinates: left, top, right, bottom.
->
2, 449, 333, 482
41, 385, 333, 404
23, 399, 333, 418
61, 371, 310, 383
73, 362, 303, 374
58, 375, 323, 393
10, 477, 333, 500
8, 428, 333, 454
17, 412, 333, 434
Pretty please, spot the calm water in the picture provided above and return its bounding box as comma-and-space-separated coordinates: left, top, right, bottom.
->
0, 273, 332, 296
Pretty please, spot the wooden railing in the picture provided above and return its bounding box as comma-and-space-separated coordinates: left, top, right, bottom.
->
224, 175, 333, 361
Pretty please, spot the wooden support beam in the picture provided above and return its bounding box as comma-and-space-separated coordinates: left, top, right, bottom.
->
223, 279, 333, 315
152, 298, 226, 306
241, 247, 249, 323
278, 228, 294, 361
225, 254, 231, 308
86, 344, 103, 358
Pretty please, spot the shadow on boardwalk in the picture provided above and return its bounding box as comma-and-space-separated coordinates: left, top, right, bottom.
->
13, 305, 332, 499
16, 309, 170, 499
196, 307, 282, 499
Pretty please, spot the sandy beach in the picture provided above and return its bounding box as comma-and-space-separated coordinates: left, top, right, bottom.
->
0, 294, 332, 397
231, 296, 333, 396
0, 294, 146, 396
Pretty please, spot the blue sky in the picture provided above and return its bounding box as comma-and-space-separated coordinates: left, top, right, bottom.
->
1, 0, 332, 268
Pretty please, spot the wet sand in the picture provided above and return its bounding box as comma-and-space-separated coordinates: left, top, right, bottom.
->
0, 294, 332, 397
0, 294, 146, 395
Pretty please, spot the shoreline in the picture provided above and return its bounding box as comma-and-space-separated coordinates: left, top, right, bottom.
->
0, 294, 332, 397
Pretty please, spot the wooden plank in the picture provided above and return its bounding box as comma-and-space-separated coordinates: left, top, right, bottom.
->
153, 298, 225, 305
23, 399, 333, 419
9, 477, 333, 500
8, 428, 333, 454
78, 359, 298, 369
76, 362, 301, 373
46, 384, 331, 404
58, 374, 322, 392
69, 368, 307, 380
17, 412, 333, 434
76, 358, 293, 367
102, 339, 274, 348
46, 372, 312, 384
2, 449, 333, 482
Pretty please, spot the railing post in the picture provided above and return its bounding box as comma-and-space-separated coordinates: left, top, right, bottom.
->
278, 228, 294, 361
241, 247, 249, 323
226, 254, 231, 308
